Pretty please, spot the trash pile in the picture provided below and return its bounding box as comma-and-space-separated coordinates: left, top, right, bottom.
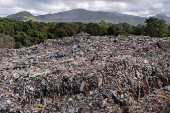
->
0, 33, 170, 112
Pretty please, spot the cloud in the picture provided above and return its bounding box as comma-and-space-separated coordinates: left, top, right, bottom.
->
0, 0, 170, 17
0, 0, 15, 6
153, 3, 163, 9
77, 2, 89, 8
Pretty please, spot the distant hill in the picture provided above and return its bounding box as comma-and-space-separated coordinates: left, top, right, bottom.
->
153, 14, 168, 19
112, 12, 147, 25
36, 9, 170, 25
36, 9, 139, 25
6, 11, 39, 21
5, 9, 170, 25
153, 14, 170, 24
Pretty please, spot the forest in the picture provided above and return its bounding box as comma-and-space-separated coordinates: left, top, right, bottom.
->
0, 17, 170, 49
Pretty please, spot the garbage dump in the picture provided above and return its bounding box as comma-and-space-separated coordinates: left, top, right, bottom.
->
0, 33, 170, 112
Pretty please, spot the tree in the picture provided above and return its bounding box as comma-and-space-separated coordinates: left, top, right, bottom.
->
47, 32, 54, 39
99, 20, 113, 27
98, 20, 109, 35
108, 24, 124, 36
134, 24, 145, 36
145, 17, 159, 37
68, 23, 79, 34
0, 22, 4, 33
119, 22, 134, 35
108, 25, 115, 35
62, 25, 76, 37
145, 17, 168, 38
55, 28, 68, 38
86, 22, 103, 36
15, 42, 22, 48
75, 22, 86, 33
168, 25, 170, 37
157, 19, 168, 38
15, 32, 31, 47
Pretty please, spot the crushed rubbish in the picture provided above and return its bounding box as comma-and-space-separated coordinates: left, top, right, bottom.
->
0, 33, 170, 112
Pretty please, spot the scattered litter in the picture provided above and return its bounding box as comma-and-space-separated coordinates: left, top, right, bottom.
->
0, 33, 170, 112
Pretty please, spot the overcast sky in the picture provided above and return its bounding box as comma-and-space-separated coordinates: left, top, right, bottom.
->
0, 0, 170, 17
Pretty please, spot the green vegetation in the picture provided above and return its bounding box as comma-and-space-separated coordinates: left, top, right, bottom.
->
0, 17, 169, 49
145, 17, 168, 38
7, 11, 39, 21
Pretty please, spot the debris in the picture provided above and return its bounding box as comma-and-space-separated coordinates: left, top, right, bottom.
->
0, 33, 170, 112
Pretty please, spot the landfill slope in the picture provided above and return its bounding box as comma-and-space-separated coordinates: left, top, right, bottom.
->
0, 33, 170, 112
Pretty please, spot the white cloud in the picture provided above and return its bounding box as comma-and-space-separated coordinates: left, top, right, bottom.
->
0, 0, 170, 17
153, 3, 163, 8
0, 0, 15, 6
121, 10, 155, 17
9, 6, 24, 13
111, 2, 128, 12
77, 2, 89, 9
85, 1, 128, 12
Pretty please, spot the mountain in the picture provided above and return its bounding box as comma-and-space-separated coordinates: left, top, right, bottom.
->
153, 14, 168, 19
5, 9, 170, 25
153, 14, 170, 24
36, 9, 139, 25
112, 12, 147, 25
6, 11, 39, 21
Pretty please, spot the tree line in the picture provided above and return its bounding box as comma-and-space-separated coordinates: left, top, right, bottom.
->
0, 17, 169, 49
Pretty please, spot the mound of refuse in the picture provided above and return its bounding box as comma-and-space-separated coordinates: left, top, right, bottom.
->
0, 33, 170, 112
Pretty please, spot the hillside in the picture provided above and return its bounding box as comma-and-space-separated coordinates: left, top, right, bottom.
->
112, 12, 147, 25
153, 14, 170, 24
6, 11, 39, 21
36, 9, 170, 25
4, 9, 170, 25
36, 9, 139, 25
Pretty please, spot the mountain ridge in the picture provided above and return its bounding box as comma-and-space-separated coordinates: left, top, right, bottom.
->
5, 9, 170, 25
36, 9, 139, 25
6, 11, 39, 21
